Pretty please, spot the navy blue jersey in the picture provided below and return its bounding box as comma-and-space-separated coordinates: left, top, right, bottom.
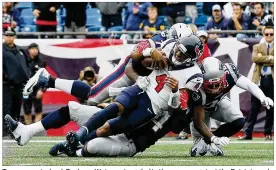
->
149, 30, 169, 48
191, 63, 241, 111
127, 109, 191, 153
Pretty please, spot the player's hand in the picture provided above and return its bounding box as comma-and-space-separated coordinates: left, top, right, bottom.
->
150, 49, 167, 70
136, 76, 150, 91
261, 97, 274, 110
165, 77, 179, 93
211, 136, 230, 147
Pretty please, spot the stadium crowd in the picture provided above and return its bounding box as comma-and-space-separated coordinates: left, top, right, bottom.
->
2, 2, 274, 39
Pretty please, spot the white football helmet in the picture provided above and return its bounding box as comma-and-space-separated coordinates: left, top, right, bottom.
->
168, 23, 193, 39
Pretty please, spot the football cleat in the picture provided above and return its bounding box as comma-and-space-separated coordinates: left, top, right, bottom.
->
49, 141, 66, 156
5, 115, 32, 146
63, 142, 77, 157
66, 131, 80, 149
23, 68, 50, 97
190, 138, 208, 157
208, 143, 224, 156
176, 130, 189, 140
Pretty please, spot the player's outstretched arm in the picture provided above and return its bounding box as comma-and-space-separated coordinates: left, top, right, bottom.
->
193, 104, 230, 147
236, 75, 274, 109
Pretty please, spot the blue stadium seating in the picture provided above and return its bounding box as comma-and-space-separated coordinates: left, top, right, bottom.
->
108, 26, 123, 31
194, 15, 208, 27
20, 25, 36, 32
15, 2, 32, 9
86, 7, 101, 16
87, 25, 106, 32
158, 16, 168, 26
57, 25, 64, 32
184, 16, 192, 24
196, 2, 204, 15
20, 8, 33, 16
20, 16, 35, 25
86, 16, 102, 27
57, 16, 65, 26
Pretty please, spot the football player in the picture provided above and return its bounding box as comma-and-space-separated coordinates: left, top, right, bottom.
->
22, 23, 193, 106
189, 57, 274, 156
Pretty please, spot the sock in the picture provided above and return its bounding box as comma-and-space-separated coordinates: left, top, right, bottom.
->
27, 121, 45, 136
71, 80, 91, 100
47, 76, 56, 88
83, 103, 119, 133
81, 130, 98, 144
55, 78, 74, 95
41, 106, 70, 130
213, 118, 245, 137
76, 149, 83, 157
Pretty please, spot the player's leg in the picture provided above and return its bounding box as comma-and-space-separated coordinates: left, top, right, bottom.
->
5, 101, 101, 146
66, 85, 143, 146
211, 97, 245, 137
87, 56, 133, 105
22, 68, 92, 100
189, 112, 211, 157
75, 134, 136, 157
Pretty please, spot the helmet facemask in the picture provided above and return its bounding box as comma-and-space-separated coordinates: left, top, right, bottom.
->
203, 73, 226, 94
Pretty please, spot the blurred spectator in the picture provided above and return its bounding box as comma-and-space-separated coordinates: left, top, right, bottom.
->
188, 24, 198, 33
197, 30, 211, 63
33, 2, 60, 38
62, 3, 87, 39
139, 6, 165, 38
123, 2, 152, 31
206, 4, 229, 39
240, 26, 274, 140
260, 3, 274, 26
2, 2, 20, 32
3, 27, 30, 136
164, 2, 186, 26
202, 2, 227, 16
227, 3, 251, 40
78, 66, 97, 104
251, 2, 267, 38
96, 2, 126, 29
22, 43, 46, 125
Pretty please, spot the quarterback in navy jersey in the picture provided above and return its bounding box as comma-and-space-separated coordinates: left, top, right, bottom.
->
189, 57, 274, 157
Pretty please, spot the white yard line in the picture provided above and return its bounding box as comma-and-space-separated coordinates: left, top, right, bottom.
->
2, 140, 274, 144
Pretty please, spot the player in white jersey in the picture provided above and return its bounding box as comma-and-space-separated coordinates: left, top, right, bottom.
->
22, 23, 193, 106
62, 34, 204, 151
189, 57, 274, 156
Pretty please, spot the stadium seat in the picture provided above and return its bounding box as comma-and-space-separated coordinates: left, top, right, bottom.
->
108, 26, 123, 31
196, 2, 204, 15
197, 26, 206, 31
86, 16, 102, 27
57, 16, 65, 26
158, 16, 168, 26
87, 25, 105, 32
15, 2, 32, 9
20, 16, 35, 25
184, 16, 192, 24
20, 25, 36, 32
20, 8, 33, 17
86, 7, 101, 16
194, 15, 208, 27
57, 25, 64, 32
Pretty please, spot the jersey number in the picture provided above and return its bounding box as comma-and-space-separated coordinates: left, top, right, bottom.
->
155, 74, 167, 93
152, 112, 171, 132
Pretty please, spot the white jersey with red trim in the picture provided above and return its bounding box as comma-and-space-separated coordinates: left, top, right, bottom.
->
146, 39, 203, 114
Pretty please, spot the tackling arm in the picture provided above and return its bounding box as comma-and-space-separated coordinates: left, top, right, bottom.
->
236, 75, 274, 109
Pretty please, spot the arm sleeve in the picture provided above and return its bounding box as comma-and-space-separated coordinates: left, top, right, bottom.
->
252, 44, 273, 64
123, 6, 129, 29
236, 75, 266, 101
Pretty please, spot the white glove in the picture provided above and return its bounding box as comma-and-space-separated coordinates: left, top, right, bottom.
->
211, 136, 230, 147
136, 76, 150, 91
261, 97, 274, 110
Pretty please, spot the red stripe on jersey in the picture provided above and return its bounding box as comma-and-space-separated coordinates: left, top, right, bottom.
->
179, 89, 189, 110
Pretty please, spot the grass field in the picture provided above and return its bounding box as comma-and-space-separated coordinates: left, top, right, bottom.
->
2, 136, 274, 166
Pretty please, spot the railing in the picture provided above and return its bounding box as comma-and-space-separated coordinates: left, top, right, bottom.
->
15, 30, 262, 39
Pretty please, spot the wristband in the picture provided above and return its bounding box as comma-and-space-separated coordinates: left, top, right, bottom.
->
168, 90, 180, 108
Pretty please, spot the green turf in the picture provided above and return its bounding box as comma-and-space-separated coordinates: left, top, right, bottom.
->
2, 137, 274, 166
